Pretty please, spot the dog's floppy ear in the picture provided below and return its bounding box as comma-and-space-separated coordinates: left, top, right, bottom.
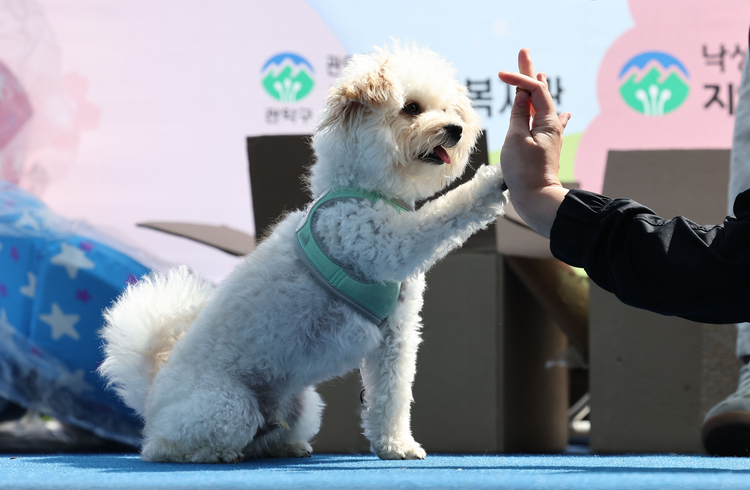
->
454, 85, 483, 144
318, 58, 402, 130
336, 59, 400, 107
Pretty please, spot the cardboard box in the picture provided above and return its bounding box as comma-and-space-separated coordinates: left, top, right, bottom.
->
589, 149, 740, 454
314, 251, 569, 454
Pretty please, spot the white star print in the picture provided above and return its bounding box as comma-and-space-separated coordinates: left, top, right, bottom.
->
57, 367, 94, 395
39, 303, 80, 341
14, 211, 41, 231
50, 243, 95, 280
20, 271, 37, 298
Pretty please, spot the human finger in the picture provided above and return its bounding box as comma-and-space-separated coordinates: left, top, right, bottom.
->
498, 70, 540, 118
520, 49, 538, 116
498, 71, 538, 87
559, 111, 572, 130
534, 72, 551, 117
506, 86, 532, 138
518, 48, 536, 79
498, 71, 556, 122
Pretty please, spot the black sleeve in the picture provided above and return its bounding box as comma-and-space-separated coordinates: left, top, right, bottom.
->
549, 188, 750, 324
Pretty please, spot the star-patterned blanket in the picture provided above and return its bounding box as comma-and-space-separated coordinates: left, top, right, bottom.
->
0, 181, 147, 446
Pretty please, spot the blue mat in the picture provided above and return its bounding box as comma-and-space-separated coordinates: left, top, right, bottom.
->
2, 453, 750, 489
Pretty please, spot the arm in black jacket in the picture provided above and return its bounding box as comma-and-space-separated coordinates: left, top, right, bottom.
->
550, 188, 750, 324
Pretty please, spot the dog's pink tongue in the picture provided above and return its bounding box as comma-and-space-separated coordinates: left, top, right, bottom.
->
434, 146, 451, 164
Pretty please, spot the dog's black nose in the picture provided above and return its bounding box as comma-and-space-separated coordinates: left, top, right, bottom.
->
444, 124, 462, 145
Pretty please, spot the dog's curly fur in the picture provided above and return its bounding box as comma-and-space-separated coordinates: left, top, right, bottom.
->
98, 42, 508, 463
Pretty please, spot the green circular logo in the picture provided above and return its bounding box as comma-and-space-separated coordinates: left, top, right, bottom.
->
261, 53, 315, 103
619, 51, 690, 116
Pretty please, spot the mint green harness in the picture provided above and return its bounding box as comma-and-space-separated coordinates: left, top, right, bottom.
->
295, 188, 410, 324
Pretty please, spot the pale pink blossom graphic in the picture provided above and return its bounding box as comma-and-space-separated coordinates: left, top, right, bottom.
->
0, 61, 32, 153
0, 0, 100, 196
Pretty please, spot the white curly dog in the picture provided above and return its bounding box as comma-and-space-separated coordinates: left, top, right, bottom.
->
99, 43, 508, 463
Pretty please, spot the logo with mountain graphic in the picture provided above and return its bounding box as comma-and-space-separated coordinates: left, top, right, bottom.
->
619, 52, 690, 116
261, 53, 315, 103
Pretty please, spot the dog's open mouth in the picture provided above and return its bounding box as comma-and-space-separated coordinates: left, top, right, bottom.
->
421, 146, 451, 165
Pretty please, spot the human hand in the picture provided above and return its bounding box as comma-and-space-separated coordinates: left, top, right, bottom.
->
498, 48, 572, 238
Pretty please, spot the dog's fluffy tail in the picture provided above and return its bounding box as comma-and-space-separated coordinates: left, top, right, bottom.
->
98, 266, 215, 416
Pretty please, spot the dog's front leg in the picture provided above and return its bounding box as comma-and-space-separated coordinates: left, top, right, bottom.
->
360, 276, 426, 460
375, 163, 507, 282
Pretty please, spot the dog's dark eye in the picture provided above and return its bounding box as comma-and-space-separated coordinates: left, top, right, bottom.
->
402, 102, 422, 116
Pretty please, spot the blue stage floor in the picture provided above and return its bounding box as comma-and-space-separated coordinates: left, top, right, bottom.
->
2, 453, 750, 490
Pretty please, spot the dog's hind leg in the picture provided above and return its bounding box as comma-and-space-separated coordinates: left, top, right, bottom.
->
359, 277, 427, 460
281, 386, 324, 456
245, 386, 324, 458
141, 375, 264, 463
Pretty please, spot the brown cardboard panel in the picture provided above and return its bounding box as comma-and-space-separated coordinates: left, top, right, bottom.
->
590, 283, 704, 453
416, 252, 568, 454
314, 372, 370, 454
505, 256, 589, 362
413, 252, 502, 453
495, 213, 553, 258
603, 149, 731, 225
137, 222, 254, 256
502, 257, 569, 453
589, 282, 738, 454
247, 134, 312, 239
589, 149, 737, 454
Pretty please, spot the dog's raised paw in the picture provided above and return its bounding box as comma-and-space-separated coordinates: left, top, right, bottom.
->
373, 438, 426, 460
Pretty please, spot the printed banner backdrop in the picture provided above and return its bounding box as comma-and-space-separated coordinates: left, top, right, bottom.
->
0, 0, 748, 285
576, 0, 750, 192
1, 0, 748, 437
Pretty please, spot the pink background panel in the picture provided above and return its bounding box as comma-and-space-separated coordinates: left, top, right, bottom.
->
33, 0, 347, 282
575, 0, 750, 193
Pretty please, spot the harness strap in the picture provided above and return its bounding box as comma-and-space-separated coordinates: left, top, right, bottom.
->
295, 188, 409, 324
